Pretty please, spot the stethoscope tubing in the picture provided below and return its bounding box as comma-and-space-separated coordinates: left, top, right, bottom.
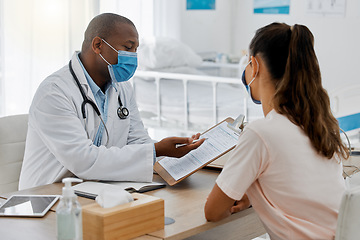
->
69, 60, 110, 146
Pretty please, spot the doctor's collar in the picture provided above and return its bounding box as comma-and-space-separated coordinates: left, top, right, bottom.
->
76, 52, 117, 93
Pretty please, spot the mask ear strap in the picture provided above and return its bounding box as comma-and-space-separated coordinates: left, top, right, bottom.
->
99, 53, 111, 66
101, 38, 118, 53
248, 57, 259, 86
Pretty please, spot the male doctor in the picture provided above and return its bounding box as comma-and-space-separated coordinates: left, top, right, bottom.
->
19, 13, 204, 190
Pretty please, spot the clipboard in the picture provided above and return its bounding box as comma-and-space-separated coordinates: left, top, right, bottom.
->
154, 115, 245, 186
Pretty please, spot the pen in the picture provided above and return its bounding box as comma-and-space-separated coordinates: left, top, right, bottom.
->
175, 138, 208, 148
75, 191, 97, 200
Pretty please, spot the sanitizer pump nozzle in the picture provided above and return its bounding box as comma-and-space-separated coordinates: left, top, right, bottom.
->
62, 178, 83, 198
57, 178, 83, 240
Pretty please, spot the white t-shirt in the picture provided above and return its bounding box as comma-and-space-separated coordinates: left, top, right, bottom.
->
216, 110, 345, 240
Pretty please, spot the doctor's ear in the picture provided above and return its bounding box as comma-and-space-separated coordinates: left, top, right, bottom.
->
92, 37, 102, 54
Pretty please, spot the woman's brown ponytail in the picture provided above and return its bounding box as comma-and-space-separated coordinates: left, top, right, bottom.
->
250, 23, 349, 160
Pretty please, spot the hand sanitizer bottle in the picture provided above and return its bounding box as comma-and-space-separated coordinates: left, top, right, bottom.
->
57, 178, 83, 240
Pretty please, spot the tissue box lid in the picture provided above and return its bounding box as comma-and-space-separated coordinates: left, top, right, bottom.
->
82, 193, 164, 240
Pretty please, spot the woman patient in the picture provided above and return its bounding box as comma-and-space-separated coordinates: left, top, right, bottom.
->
204, 22, 349, 239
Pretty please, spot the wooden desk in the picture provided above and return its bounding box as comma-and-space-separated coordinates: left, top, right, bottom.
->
0, 169, 265, 240
148, 169, 265, 240
0, 208, 57, 240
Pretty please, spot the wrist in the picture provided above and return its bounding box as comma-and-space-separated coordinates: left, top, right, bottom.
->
154, 142, 162, 157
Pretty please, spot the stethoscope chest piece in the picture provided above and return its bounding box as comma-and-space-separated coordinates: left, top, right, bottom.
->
117, 95, 129, 119
117, 106, 129, 119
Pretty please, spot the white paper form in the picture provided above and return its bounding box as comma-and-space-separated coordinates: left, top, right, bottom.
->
159, 121, 240, 181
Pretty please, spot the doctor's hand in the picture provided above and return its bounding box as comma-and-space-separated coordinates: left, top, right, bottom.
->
154, 133, 205, 158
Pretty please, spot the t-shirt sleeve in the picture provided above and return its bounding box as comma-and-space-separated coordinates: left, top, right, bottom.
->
216, 127, 270, 200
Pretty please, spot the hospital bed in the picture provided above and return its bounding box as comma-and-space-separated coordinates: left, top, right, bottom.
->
131, 65, 263, 140
131, 37, 263, 139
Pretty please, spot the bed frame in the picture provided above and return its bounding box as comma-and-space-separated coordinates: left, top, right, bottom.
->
131, 69, 257, 136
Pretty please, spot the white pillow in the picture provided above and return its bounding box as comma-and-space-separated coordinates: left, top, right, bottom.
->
138, 37, 202, 70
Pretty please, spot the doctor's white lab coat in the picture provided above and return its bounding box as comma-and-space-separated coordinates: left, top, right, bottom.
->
19, 52, 155, 190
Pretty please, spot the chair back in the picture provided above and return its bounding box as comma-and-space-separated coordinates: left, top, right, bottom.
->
0, 114, 28, 194
335, 186, 360, 240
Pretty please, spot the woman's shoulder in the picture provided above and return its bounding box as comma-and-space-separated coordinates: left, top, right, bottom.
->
245, 110, 294, 137
246, 110, 277, 127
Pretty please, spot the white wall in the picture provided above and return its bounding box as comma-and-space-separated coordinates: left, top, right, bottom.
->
179, 0, 235, 55
100, 0, 155, 39
232, 0, 360, 93
156, 0, 235, 56
153, 0, 182, 40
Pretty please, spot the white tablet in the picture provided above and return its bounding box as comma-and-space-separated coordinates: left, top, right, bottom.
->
0, 195, 59, 217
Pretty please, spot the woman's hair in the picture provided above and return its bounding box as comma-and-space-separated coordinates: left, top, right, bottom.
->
249, 22, 349, 160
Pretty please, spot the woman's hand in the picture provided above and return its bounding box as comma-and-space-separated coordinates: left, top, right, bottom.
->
231, 194, 250, 213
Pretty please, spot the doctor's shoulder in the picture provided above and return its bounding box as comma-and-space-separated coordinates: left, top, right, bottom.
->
33, 65, 78, 102
117, 80, 135, 98
37, 65, 72, 87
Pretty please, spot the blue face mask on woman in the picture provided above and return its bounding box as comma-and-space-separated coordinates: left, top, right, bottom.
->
99, 39, 137, 82
241, 58, 261, 105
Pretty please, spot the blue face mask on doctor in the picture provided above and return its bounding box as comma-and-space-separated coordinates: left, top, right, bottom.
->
99, 38, 137, 82
241, 57, 261, 105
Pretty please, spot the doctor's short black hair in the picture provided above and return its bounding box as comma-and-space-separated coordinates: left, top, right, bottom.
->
82, 13, 135, 50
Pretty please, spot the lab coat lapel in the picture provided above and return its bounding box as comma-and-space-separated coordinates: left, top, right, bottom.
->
71, 51, 97, 103
71, 51, 100, 141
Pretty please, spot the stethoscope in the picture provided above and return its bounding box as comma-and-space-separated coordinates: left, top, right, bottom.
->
69, 60, 129, 145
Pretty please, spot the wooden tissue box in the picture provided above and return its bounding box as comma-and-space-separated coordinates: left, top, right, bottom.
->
82, 193, 164, 240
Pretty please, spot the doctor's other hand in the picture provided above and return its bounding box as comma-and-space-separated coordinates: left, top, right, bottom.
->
154, 134, 205, 158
